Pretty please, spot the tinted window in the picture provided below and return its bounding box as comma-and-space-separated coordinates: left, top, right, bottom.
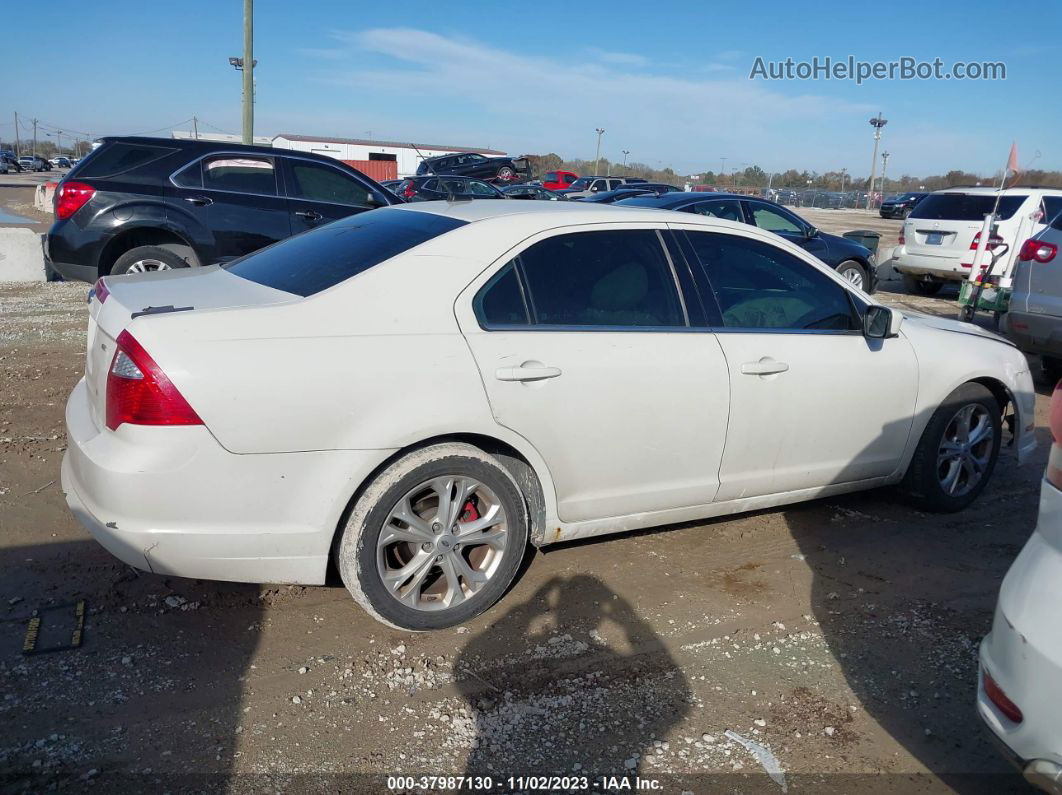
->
686, 199, 744, 222
569, 178, 591, 190
475, 264, 529, 326
203, 156, 276, 195
467, 180, 499, 196
288, 160, 370, 205
225, 209, 466, 297
1041, 197, 1062, 230
910, 193, 1026, 221
172, 161, 202, 188
518, 230, 685, 327
685, 231, 856, 331
748, 203, 803, 233
75, 142, 177, 178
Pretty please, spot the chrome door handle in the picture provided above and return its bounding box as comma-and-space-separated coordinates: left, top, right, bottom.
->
740, 359, 789, 376
295, 210, 323, 222
184, 196, 213, 206
495, 365, 562, 382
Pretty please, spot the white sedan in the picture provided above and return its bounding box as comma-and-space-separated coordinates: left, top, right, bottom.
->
61, 201, 1037, 630
978, 381, 1062, 793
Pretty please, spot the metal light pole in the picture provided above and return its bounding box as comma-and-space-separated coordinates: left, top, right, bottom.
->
866, 113, 887, 210
593, 128, 605, 176
242, 0, 254, 144
880, 151, 890, 197
720, 156, 728, 183
621, 150, 630, 171
840, 167, 847, 193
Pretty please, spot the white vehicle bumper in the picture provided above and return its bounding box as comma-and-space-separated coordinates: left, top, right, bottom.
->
978, 480, 1062, 793
61, 378, 392, 585
893, 248, 969, 281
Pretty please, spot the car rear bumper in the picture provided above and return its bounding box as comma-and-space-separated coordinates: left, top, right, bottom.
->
892, 249, 968, 281
977, 481, 1062, 791
49, 258, 97, 283
61, 377, 392, 585
1001, 310, 1062, 358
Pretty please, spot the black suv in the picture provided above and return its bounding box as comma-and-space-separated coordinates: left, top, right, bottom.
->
46, 137, 397, 281
879, 192, 928, 219
415, 151, 530, 183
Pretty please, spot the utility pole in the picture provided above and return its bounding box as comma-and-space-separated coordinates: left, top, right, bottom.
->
866, 113, 887, 210
13, 112, 19, 157
840, 167, 847, 193
242, 0, 254, 145
593, 128, 605, 175
193, 116, 199, 140
32, 118, 38, 158
880, 151, 890, 196
56, 130, 62, 156
720, 156, 728, 182
622, 149, 629, 171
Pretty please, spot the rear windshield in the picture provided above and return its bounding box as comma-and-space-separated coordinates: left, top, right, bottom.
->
569, 178, 592, 190
909, 193, 1026, 221
72, 142, 177, 179
224, 208, 467, 297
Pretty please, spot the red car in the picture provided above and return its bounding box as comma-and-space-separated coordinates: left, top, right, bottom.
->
542, 170, 578, 191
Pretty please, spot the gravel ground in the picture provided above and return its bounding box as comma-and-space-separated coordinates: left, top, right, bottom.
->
0, 206, 1050, 793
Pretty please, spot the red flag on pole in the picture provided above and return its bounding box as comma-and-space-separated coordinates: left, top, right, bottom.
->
1007, 142, 1020, 176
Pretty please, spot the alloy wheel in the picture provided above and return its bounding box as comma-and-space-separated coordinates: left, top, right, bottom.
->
840, 266, 865, 290
376, 476, 509, 612
125, 258, 172, 274
936, 403, 994, 497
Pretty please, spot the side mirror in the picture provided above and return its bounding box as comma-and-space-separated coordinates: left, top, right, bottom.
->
804, 226, 819, 238
864, 305, 902, 339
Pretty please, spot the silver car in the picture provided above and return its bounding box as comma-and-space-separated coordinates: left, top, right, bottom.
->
1003, 202, 1062, 379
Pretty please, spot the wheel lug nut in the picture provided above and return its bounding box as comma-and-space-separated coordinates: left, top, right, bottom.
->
432, 522, 442, 533
421, 542, 432, 552
435, 555, 443, 562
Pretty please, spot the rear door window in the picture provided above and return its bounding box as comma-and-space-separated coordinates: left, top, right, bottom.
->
203, 156, 277, 195
286, 160, 371, 205
910, 193, 1027, 221
1041, 196, 1062, 230
171, 161, 202, 188
686, 199, 744, 222
225, 209, 467, 296
515, 229, 686, 328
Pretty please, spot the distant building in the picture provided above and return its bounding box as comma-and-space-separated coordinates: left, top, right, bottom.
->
271, 134, 506, 178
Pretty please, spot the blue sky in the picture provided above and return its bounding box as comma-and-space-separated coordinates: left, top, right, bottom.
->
3, 0, 1059, 177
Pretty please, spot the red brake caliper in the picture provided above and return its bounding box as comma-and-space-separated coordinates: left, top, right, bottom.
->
460, 500, 480, 523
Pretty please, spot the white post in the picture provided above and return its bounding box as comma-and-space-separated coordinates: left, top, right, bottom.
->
967, 214, 994, 283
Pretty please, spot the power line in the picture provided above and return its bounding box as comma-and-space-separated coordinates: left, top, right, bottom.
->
124, 118, 195, 137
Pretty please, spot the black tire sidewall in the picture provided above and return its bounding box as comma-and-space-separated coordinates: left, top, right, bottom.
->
110, 245, 190, 276
903, 384, 1001, 512
345, 451, 529, 630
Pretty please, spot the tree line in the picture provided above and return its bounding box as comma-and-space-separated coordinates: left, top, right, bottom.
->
524, 152, 1062, 193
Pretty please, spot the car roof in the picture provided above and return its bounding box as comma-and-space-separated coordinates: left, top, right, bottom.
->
616, 191, 747, 208
930, 186, 1062, 195
387, 197, 716, 225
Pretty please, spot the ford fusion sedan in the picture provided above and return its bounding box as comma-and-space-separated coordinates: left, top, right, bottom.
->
978, 380, 1062, 793
619, 192, 879, 292
62, 201, 1036, 630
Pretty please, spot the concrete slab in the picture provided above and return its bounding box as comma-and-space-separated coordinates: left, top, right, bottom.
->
0, 227, 46, 281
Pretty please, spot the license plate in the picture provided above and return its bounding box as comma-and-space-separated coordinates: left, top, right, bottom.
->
925, 232, 944, 245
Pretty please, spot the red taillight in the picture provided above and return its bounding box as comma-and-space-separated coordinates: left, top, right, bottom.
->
106, 330, 202, 431
54, 181, 96, 220
969, 231, 1004, 251
93, 277, 110, 305
401, 181, 416, 199
898, 230, 905, 245
1019, 238, 1058, 263
983, 670, 1023, 723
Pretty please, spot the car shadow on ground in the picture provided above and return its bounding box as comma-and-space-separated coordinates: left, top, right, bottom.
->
453, 574, 695, 787
0, 539, 261, 792
779, 400, 1047, 793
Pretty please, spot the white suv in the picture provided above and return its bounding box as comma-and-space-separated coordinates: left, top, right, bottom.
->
893, 187, 1062, 295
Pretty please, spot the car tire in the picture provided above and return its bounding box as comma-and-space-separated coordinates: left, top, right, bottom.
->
837, 260, 868, 292
496, 166, 516, 181
901, 383, 1001, 513
110, 245, 190, 276
902, 273, 943, 296
338, 442, 530, 631
1043, 356, 1062, 385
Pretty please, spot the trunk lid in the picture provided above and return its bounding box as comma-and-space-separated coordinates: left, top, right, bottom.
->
84, 266, 295, 429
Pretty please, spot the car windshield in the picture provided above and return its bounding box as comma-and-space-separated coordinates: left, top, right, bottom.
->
568, 178, 593, 190
225, 209, 467, 297
544, 172, 558, 181
909, 193, 1026, 221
